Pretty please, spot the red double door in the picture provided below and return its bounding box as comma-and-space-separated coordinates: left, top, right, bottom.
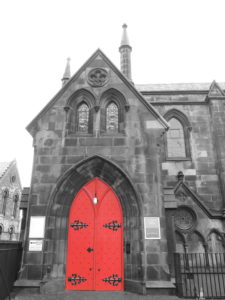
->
65, 177, 124, 290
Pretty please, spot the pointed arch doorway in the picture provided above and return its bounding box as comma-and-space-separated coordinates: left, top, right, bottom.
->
65, 177, 124, 291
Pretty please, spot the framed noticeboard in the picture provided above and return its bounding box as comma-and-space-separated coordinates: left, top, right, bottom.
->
144, 217, 161, 239
29, 239, 43, 251
29, 216, 45, 238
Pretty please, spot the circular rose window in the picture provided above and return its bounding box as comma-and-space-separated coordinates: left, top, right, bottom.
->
174, 207, 196, 231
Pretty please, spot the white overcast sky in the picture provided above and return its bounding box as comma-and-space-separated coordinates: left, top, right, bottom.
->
1, 0, 225, 187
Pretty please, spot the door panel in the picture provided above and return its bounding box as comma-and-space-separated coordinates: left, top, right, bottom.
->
65, 188, 95, 290
95, 188, 123, 290
66, 178, 123, 291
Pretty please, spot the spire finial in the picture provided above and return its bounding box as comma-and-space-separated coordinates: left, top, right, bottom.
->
62, 57, 71, 86
120, 23, 130, 48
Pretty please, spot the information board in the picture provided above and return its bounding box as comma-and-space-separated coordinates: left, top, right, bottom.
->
29, 239, 43, 251
29, 216, 45, 238
144, 217, 161, 239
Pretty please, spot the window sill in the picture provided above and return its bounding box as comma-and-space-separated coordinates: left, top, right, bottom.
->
165, 157, 192, 161
66, 132, 94, 137
100, 131, 126, 137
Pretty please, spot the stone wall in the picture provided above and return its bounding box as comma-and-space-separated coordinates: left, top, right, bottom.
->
22, 52, 170, 293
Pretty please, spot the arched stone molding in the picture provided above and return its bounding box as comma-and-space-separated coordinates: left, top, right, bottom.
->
163, 109, 192, 160
64, 89, 96, 134
207, 229, 225, 252
100, 88, 129, 134
175, 230, 186, 252
43, 155, 143, 287
66, 88, 96, 108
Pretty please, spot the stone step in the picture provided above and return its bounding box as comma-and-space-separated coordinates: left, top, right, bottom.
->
10, 291, 182, 300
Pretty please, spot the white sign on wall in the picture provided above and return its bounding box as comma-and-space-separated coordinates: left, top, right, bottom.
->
144, 217, 161, 239
29, 239, 43, 251
29, 216, 45, 238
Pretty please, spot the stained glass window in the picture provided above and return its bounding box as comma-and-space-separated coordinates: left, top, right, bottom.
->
78, 103, 89, 133
106, 102, 118, 133
167, 118, 186, 157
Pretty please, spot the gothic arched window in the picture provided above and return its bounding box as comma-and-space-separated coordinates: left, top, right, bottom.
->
77, 103, 89, 133
2, 189, 9, 215
106, 102, 119, 133
167, 118, 186, 158
164, 109, 192, 160
13, 194, 19, 218
100, 89, 129, 135
65, 89, 95, 136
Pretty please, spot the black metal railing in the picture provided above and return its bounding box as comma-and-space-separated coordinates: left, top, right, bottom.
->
0, 242, 22, 300
174, 252, 225, 299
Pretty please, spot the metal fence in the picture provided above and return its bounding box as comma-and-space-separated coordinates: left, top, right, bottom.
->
0, 242, 22, 300
174, 252, 225, 299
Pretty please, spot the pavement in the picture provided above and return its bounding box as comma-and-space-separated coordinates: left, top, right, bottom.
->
8, 291, 184, 300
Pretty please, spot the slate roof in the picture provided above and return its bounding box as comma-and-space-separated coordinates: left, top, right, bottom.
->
136, 82, 225, 92
0, 161, 13, 179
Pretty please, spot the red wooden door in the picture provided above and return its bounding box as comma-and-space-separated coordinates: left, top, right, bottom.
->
65, 178, 124, 291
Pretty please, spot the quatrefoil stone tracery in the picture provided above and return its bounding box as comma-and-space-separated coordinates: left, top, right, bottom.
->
87, 68, 109, 87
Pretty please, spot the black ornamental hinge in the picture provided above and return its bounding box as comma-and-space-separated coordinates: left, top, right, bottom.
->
103, 220, 121, 231
68, 273, 87, 285
70, 219, 88, 230
102, 274, 122, 286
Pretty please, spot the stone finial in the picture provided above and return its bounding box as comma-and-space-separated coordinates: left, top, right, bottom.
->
120, 24, 130, 47
62, 57, 71, 86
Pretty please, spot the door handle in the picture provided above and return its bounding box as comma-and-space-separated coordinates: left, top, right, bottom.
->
87, 247, 94, 252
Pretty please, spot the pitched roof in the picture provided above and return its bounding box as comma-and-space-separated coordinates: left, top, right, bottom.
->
136, 82, 225, 92
27, 48, 169, 134
0, 161, 14, 179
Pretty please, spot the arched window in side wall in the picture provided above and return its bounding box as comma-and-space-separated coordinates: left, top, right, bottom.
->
2, 189, 9, 215
13, 194, 19, 218
77, 102, 89, 133
167, 118, 186, 158
106, 102, 119, 133
164, 110, 192, 160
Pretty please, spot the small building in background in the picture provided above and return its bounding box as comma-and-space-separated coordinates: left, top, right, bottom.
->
0, 160, 22, 241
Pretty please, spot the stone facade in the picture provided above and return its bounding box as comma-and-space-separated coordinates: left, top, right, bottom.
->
0, 160, 22, 241
20, 32, 225, 294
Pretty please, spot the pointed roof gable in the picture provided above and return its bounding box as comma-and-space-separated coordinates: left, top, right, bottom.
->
0, 160, 22, 188
207, 80, 225, 100
0, 161, 12, 179
27, 49, 169, 135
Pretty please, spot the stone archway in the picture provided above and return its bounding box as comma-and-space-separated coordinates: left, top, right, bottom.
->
43, 155, 143, 292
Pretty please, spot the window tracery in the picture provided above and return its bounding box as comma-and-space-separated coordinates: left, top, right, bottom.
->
77, 103, 89, 133
106, 102, 119, 133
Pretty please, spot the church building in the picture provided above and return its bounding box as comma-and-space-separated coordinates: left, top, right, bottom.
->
19, 24, 225, 295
